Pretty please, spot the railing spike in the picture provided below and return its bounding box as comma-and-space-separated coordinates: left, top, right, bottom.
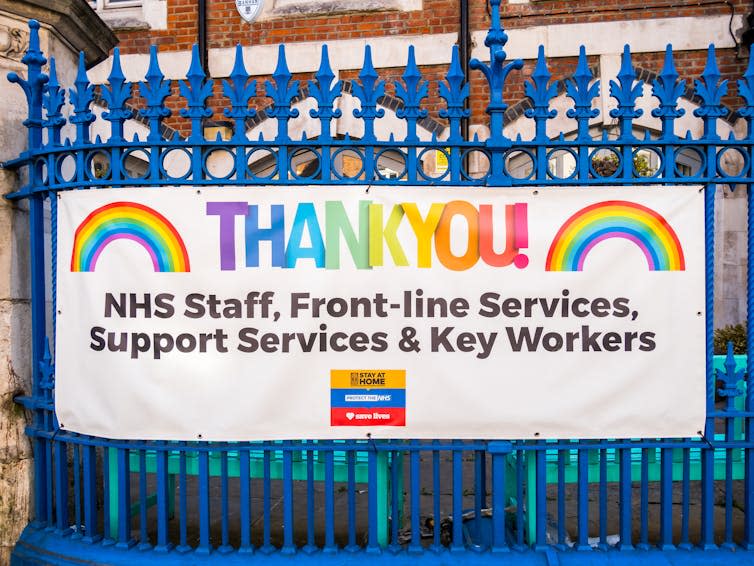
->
180, 44, 214, 143
439, 44, 470, 142
223, 43, 256, 142
609, 44, 643, 141
566, 45, 600, 141
308, 44, 342, 142
141, 44, 172, 143
694, 43, 728, 140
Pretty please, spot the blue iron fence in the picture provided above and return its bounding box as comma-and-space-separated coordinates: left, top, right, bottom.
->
6, 0, 754, 563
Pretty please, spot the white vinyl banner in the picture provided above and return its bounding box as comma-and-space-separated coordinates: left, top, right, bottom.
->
55, 186, 705, 440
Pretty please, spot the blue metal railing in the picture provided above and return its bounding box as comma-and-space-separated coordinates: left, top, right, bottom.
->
5, 0, 754, 562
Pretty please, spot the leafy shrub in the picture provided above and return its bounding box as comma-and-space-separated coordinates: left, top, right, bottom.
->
714, 324, 747, 355
591, 153, 653, 178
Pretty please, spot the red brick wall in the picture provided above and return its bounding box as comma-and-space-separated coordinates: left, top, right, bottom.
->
111, 0, 750, 137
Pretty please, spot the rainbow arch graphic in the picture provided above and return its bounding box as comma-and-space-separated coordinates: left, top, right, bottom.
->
71, 202, 190, 272
546, 200, 685, 272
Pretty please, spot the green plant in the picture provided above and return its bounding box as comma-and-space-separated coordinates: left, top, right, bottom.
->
713, 324, 747, 354
591, 153, 654, 178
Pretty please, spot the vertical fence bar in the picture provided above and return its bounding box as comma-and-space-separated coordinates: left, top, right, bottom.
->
451, 440, 464, 552
535, 446, 547, 549
618, 448, 633, 550
639, 448, 649, 549
54, 441, 69, 534
262, 449, 272, 553
81, 445, 99, 543
408, 440, 420, 553
197, 450, 211, 554
324, 449, 336, 554
367, 449, 380, 553
219, 451, 232, 553
659, 447, 673, 549
155, 448, 172, 552
680, 447, 692, 549
390, 449, 401, 550
557, 448, 566, 548
239, 449, 252, 554
746, 182, 754, 548
282, 448, 295, 555
116, 447, 132, 549
576, 447, 590, 550
72, 444, 81, 540
102, 448, 111, 542
599, 448, 607, 549
490, 441, 511, 553
516, 451, 525, 549
431, 442, 441, 553
138, 449, 150, 550
701, 182, 717, 550
346, 450, 357, 551
177, 450, 189, 553
305, 447, 316, 553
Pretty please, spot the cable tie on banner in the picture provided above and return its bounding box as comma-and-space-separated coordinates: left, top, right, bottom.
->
698, 430, 715, 449
366, 432, 377, 452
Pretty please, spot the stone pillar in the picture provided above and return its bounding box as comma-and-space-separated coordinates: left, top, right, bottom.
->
0, 3, 115, 563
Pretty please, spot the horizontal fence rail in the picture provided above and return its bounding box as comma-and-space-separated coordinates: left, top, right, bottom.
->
5, 0, 754, 563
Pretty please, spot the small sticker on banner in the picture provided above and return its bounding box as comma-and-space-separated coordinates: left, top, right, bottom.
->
330, 370, 406, 427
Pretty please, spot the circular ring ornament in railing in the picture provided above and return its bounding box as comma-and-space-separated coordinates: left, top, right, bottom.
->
331, 147, 366, 181
503, 148, 536, 181
374, 148, 407, 182
545, 147, 578, 181
716, 147, 748, 179
672, 147, 705, 179
289, 147, 322, 181
202, 148, 236, 181
34, 158, 48, 186
85, 150, 112, 182
122, 149, 151, 181
159, 147, 193, 181
245, 148, 279, 181
460, 148, 491, 182
416, 147, 450, 183
55, 153, 77, 185
588, 147, 622, 180
631, 147, 663, 180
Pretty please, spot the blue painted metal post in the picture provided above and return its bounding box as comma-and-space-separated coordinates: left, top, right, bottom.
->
469, 0, 522, 186
8, 20, 49, 528
489, 441, 511, 553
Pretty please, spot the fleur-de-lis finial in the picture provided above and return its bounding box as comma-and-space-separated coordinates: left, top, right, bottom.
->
265, 45, 300, 142
469, 0, 523, 142
42, 57, 66, 147
39, 338, 54, 391
140, 45, 172, 143
694, 44, 728, 140
101, 48, 134, 142
439, 45, 470, 142
609, 45, 643, 140
524, 45, 558, 139
566, 46, 600, 141
8, 20, 48, 147
179, 44, 214, 143
651, 45, 686, 140
223, 44, 257, 142
716, 341, 745, 411
396, 46, 428, 142
352, 46, 385, 143
309, 45, 342, 142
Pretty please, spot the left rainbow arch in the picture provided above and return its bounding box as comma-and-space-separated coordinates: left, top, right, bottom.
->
71, 202, 190, 272
546, 200, 685, 272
